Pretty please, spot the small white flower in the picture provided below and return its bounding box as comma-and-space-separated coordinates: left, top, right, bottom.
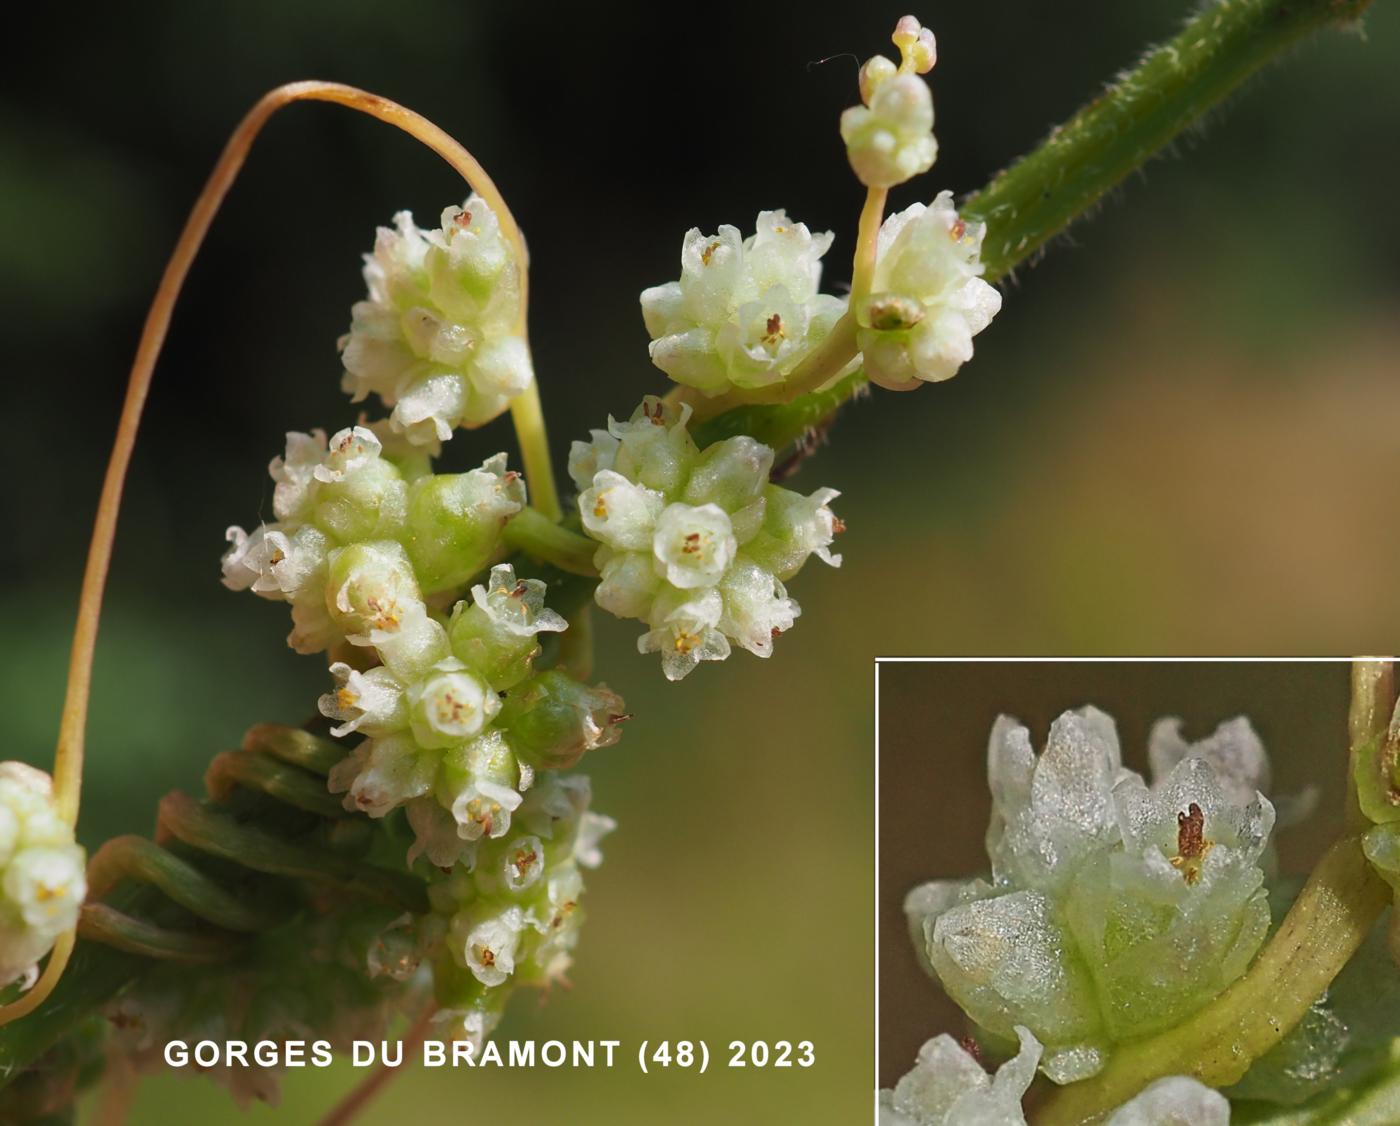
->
858, 192, 1001, 389
460, 906, 525, 987
318, 663, 405, 738
573, 812, 616, 869
500, 835, 545, 893
406, 797, 479, 869
579, 471, 664, 552
718, 559, 800, 658
469, 564, 568, 638
451, 778, 523, 842
270, 429, 329, 522
326, 540, 423, 644
408, 660, 499, 749
638, 588, 732, 682
314, 426, 382, 483
879, 1025, 1040, 1126
1104, 1076, 1229, 1126
652, 503, 737, 589
327, 735, 435, 817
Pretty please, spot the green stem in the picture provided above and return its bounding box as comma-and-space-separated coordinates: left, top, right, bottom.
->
502, 507, 600, 577
510, 382, 562, 523
1034, 836, 1389, 1126
697, 0, 1374, 446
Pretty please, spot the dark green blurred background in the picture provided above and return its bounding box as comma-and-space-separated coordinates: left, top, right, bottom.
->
877, 661, 1352, 1088
2, 0, 1397, 1120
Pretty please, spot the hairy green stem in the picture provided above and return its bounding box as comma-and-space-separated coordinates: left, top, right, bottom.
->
697, 0, 1373, 437
1034, 836, 1389, 1125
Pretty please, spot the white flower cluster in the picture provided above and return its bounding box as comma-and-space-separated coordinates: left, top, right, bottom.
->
640, 211, 850, 396
0, 762, 86, 988
322, 564, 625, 868
858, 193, 1001, 390
841, 16, 938, 189
222, 425, 524, 653
427, 772, 614, 1046
569, 397, 842, 680
880, 1026, 1229, 1126
339, 195, 532, 444
905, 710, 1282, 1083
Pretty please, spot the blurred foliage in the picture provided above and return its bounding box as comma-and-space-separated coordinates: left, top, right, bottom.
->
2, 0, 1398, 1119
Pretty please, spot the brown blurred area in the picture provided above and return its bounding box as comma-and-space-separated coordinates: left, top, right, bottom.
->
877, 662, 1352, 1086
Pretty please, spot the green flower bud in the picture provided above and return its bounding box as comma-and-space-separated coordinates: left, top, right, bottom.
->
325, 540, 422, 643
404, 453, 526, 594
498, 670, 627, 771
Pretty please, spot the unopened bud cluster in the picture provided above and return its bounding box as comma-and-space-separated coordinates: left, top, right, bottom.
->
340, 195, 532, 443
640, 211, 850, 396
904, 709, 1284, 1083
842, 16, 938, 189
0, 763, 86, 988
570, 397, 842, 680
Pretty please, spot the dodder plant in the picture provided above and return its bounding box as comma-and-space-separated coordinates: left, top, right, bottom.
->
885, 664, 1400, 1124
0, 3, 1377, 1121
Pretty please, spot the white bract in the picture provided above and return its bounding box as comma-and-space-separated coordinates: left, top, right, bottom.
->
339, 196, 532, 442
905, 709, 1279, 1083
570, 397, 842, 680
0, 762, 86, 988
859, 193, 1001, 390
842, 17, 938, 189
879, 1026, 1229, 1125
640, 212, 850, 395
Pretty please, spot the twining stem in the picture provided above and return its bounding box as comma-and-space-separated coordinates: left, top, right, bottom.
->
688, 0, 1373, 429
1034, 836, 1389, 1126
4, 81, 557, 1028
850, 187, 888, 311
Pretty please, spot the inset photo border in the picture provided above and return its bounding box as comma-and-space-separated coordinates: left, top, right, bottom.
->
874, 658, 1391, 1124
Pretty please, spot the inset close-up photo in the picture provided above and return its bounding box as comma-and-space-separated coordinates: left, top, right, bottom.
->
2, 0, 1398, 1121
878, 660, 1400, 1124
